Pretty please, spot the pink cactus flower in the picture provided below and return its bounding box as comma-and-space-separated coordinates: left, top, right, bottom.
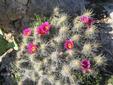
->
27, 42, 37, 54
37, 22, 51, 35
23, 28, 32, 37
80, 16, 95, 28
81, 59, 91, 73
64, 39, 74, 50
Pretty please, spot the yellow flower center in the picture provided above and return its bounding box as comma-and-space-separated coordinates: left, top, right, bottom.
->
68, 43, 72, 49
45, 26, 49, 30
32, 46, 36, 52
25, 31, 30, 36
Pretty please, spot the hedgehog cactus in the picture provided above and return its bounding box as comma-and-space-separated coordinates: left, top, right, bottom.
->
14, 10, 106, 85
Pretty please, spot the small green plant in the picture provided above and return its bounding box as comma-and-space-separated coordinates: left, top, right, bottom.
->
0, 29, 18, 56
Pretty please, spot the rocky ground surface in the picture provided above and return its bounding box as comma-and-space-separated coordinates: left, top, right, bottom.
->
98, 3, 113, 73
0, 0, 85, 34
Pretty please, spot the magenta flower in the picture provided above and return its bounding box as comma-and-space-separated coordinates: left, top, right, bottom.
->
81, 59, 91, 73
23, 28, 32, 37
80, 16, 95, 28
37, 22, 51, 35
64, 39, 74, 50
27, 42, 37, 54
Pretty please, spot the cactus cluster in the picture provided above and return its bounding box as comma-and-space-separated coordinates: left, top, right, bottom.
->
13, 9, 106, 85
